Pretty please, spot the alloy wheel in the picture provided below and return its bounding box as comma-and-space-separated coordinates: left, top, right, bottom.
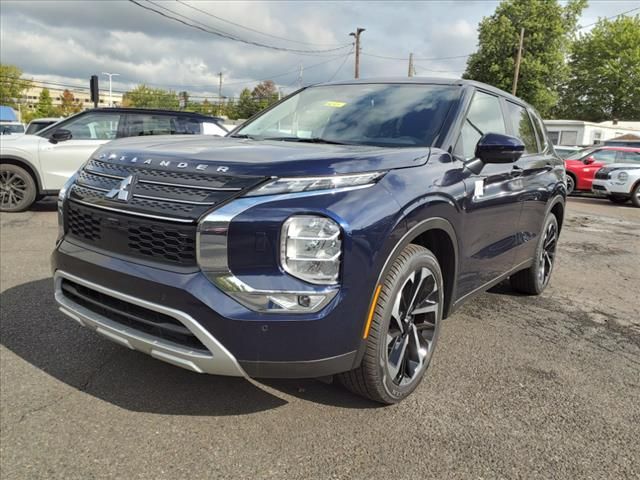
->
0, 170, 27, 210
386, 267, 439, 387
538, 221, 557, 287
566, 176, 575, 195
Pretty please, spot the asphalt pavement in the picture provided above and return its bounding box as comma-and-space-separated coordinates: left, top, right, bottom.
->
1, 196, 639, 479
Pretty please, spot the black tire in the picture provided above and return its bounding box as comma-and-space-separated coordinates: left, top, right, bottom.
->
0, 164, 37, 212
609, 195, 628, 204
338, 244, 443, 404
510, 213, 559, 295
631, 183, 640, 208
566, 174, 576, 195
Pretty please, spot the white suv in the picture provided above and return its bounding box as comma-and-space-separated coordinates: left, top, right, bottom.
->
592, 149, 640, 207
0, 108, 227, 212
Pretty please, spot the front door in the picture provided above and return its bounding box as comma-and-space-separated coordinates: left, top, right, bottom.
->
453, 90, 522, 298
39, 112, 122, 190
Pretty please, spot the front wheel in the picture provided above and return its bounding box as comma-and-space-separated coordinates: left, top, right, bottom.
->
510, 213, 559, 295
0, 164, 37, 212
632, 183, 640, 208
338, 244, 443, 404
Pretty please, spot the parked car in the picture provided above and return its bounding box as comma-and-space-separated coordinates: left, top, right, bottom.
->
0, 108, 228, 211
553, 145, 581, 159
0, 122, 25, 135
25, 117, 64, 135
52, 78, 565, 404
564, 146, 640, 194
592, 151, 640, 207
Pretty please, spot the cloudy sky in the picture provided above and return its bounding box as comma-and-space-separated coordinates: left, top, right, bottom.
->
1, 0, 637, 99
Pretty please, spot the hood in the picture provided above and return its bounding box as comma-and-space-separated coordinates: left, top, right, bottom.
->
95, 135, 432, 176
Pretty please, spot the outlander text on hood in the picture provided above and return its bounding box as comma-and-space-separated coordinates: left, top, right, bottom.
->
52, 78, 566, 404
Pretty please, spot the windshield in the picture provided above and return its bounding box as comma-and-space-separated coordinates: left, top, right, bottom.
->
235, 84, 460, 148
565, 147, 598, 160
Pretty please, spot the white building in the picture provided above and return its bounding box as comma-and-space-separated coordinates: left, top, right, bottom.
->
543, 120, 640, 146
17, 85, 123, 118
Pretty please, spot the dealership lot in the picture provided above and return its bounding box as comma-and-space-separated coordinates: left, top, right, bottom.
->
1, 197, 638, 479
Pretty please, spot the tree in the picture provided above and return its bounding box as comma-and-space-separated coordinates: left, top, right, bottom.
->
122, 85, 179, 109
0, 64, 31, 108
556, 15, 640, 121
60, 89, 81, 116
463, 0, 586, 117
252, 80, 279, 109
33, 88, 57, 118
235, 88, 260, 119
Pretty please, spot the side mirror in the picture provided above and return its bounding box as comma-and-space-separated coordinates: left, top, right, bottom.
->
466, 133, 525, 174
49, 129, 72, 144
583, 156, 595, 165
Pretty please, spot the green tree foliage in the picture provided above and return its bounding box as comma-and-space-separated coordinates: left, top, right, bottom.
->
235, 88, 261, 119
557, 15, 640, 121
122, 85, 180, 109
463, 0, 586, 117
252, 80, 279, 110
0, 64, 31, 108
33, 88, 57, 118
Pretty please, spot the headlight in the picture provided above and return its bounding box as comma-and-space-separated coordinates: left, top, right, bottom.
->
57, 172, 78, 241
618, 171, 629, 182
281, 215, 342, 285
244, 172, 384, 197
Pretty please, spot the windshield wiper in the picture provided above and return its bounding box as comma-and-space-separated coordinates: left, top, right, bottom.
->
264, 136, 349, 145
228, 133, 261, 139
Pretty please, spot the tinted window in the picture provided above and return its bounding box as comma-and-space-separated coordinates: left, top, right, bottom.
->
454, 90, 506, 160
125, 114, 203, 136
619, 151, 640, 163
548, 131, 559, 145
591, 149, 617, 163
505, 101, 537, 153
26, 121, 56, 135
0, 124, 24, 134
237, 84, 461, 148
530, 111, 548, 151
62, 113, 121, 140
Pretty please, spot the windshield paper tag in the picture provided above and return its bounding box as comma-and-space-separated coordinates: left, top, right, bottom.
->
325, 101, 346, 108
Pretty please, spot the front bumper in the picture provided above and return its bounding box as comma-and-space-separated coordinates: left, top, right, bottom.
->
591, 178, 630, 196
52, 240, 361, 378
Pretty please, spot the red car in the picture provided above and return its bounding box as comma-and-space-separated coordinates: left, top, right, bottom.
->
564, 146, 640, 194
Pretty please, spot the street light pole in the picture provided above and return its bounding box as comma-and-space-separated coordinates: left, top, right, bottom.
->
101, 72, 120, 107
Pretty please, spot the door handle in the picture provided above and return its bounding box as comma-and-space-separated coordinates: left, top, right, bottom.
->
510, 166, 523, 178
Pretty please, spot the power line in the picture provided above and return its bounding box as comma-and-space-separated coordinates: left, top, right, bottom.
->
327, 49, 355, 82
577, 6, 640, 30
175, 0, 347, 48
362, 52, 471, 62
128, 0, 352, 56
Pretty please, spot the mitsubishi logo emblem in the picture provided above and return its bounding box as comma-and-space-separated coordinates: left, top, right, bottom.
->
105, 175, 136, 202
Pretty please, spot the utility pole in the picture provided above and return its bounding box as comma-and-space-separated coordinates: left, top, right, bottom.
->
349, 27, 365, 79
408, 53, 414, 78
101, 72, 120, 107
217, 72, 223, 115
297, 65, 304, 88
512, 27, 525, 96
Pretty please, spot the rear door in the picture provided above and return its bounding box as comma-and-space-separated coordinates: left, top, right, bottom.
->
39, 111, 122, 190
505, 102, 562, 265
454, 89, 523, 297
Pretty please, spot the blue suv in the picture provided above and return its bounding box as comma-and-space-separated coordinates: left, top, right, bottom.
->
52, 78, 565, 403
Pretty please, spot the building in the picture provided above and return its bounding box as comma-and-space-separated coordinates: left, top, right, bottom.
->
17, 85, 123, 118
543, 120, 640, 147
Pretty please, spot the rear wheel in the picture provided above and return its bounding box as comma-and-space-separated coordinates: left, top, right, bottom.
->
510, 213, 558, 295
338, 244, 443, 404
0, 164, 37, 212
632, 183, 640, 208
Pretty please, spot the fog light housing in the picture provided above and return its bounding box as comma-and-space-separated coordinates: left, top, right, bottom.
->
281, 215, 342, 285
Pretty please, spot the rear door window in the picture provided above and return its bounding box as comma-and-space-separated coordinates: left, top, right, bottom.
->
505, 101, 538, 153
454, 90, 507, 160
618, 151, 640, 163
125, 114, 203, 137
